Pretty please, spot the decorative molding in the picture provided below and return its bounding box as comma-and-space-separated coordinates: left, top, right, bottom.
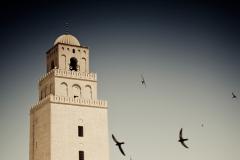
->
39, 69, 97, 85
31, 94, 107, 113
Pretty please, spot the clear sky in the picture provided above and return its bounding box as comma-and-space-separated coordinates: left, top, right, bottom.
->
0, 1, 240, 160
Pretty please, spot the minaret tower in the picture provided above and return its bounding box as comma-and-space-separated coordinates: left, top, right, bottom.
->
29, 34, 109, 160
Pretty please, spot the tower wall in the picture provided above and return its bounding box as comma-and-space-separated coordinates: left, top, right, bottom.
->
38, 70, 97, 100
51, 103, 109, 160
30, 103, 51, 160
54, 77, 97, 99
46, 44, 89, 73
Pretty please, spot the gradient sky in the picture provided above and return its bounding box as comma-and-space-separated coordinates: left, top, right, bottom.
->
1, 1, 240, 160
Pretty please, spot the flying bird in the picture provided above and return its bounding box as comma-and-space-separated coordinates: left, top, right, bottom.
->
112, 134, 126, 156
232, 92, 237, 99
178, 128, 189, 149
141, 74, 146, 88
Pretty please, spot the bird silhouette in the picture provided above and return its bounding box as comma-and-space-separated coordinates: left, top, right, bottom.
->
178, 128, 189, 149
141, 74, 146, 88
112, 134, 126, 156
232, 92, 237, 99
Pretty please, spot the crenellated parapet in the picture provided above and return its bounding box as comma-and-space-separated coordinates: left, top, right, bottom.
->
31, 94, 107, 113
39, 69, 97, 85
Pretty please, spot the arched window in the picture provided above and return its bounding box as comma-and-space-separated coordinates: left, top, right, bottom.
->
72, 84, 81, 98
60, 82, 68, 96
72, 49, 75, 53
69, 57, 78, 71
51, 60, 55, 70
44, 86, 47, 97
61, 55, 67, 69
50, 83, 53, 94
85, 85, 92, 99
40, 90, 44, 100
81, 58, 86, 73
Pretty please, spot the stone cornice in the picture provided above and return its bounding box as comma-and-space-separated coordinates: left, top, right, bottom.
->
30, 95, 108, 113
46, 43, 89, 55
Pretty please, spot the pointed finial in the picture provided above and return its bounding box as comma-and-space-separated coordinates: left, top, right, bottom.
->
65, 22, 69, 34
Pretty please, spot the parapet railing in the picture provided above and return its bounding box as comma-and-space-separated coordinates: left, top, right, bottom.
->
39, 69, 97, 83
30, 94, 107, 112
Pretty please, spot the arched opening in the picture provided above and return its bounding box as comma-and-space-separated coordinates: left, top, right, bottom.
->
72, 84, 81, 98
85, 85, 92, 99
40, 90, 44, 100
44, 86, 47, 97
51, 60, 55, 70
81, 58, 86, 73
60, 82, 68, 96
61, 55, 66, 69
69, 57, 78, 71
50, 83, 53, 94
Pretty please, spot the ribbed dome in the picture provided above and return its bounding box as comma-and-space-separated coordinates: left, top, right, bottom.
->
54, 34, 80, 46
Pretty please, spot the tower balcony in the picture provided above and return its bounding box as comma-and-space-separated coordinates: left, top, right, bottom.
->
39, 69, 97, 85
31, 94, 108, 113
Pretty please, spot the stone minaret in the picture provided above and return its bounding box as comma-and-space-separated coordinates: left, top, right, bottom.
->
29, 34, 109, 160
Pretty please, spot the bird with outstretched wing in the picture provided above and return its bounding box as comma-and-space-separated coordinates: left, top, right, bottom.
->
112, 134, 126, 156
232, 92, 237, 99
141, 74, 146, 88
178, 128, 189, 149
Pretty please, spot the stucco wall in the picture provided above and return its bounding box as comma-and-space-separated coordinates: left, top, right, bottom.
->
50, 103, 109, 160
29, 103, 51, 160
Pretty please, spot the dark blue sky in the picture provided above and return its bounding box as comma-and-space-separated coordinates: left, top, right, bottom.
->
1, 1, 240, 160
1, 0, 239, 96
1, 1, 240, 70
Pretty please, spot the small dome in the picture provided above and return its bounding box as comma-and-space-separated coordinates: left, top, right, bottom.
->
54, 34, 80, 46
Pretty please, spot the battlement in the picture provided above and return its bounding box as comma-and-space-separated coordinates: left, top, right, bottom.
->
30, 94, 107, 113
39, 69, 97, 84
